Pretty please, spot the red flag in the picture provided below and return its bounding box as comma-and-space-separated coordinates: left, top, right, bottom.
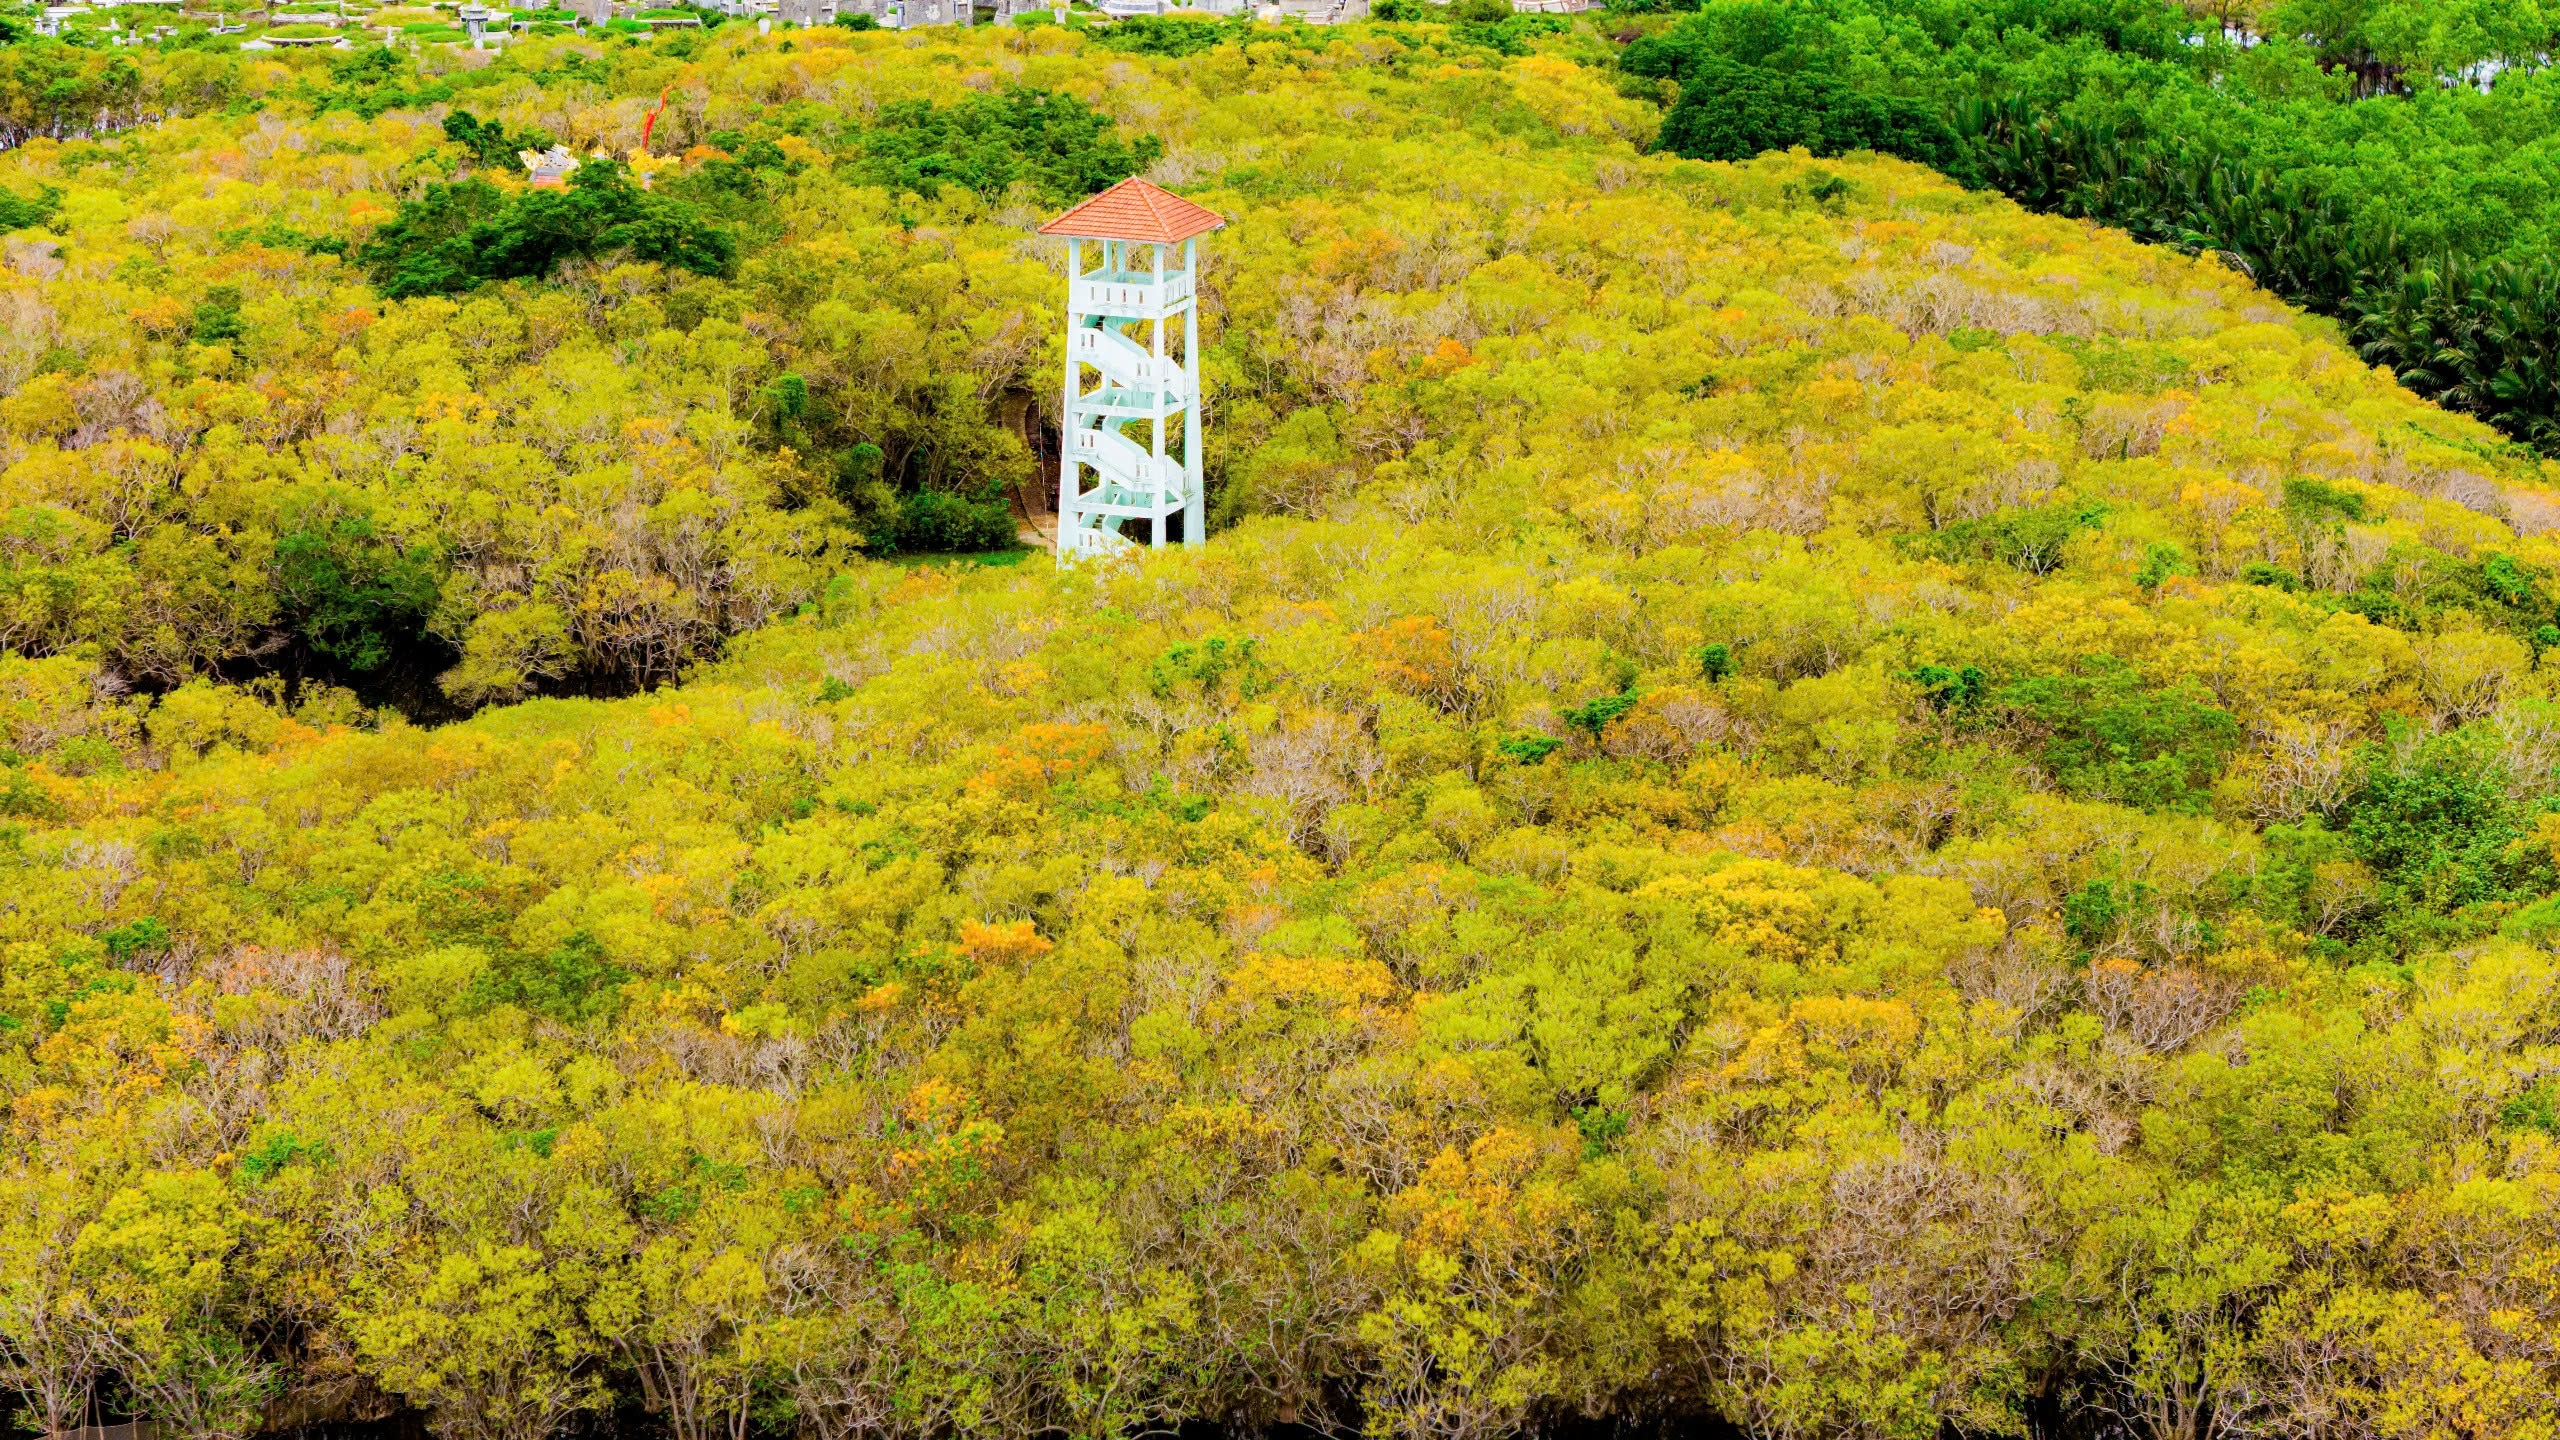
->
640, 84, 672, 154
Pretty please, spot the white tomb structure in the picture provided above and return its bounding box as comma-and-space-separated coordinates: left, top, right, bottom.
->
1037, 178, 1226, 560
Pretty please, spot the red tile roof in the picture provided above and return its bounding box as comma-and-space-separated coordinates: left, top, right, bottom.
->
1039, 178, 1227, 245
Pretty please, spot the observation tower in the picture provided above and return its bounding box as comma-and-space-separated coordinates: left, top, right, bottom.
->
1038, 178, 1226, 560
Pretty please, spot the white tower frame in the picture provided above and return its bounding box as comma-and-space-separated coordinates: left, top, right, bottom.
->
1054, 234, 1206, 560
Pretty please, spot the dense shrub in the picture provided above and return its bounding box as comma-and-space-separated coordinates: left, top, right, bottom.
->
359, 160, 736, 298
880, 488, 1021, 554
1999, 659, 2245, 813
847, 88, 1167, 204
439, 108, 552, 169
1087, 13, 1249, 53
1655, 56, 1973, 173
0, 183, 60, 231
271, 514, 447, 673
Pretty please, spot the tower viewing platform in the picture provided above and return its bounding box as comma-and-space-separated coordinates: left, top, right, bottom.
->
1039, 178, 1226, 561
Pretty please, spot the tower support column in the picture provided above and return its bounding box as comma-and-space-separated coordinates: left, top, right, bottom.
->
1183, 235, 1203, 547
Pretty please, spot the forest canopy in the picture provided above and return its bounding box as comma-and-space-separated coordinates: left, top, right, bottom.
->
3, 13, 2560, 1440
